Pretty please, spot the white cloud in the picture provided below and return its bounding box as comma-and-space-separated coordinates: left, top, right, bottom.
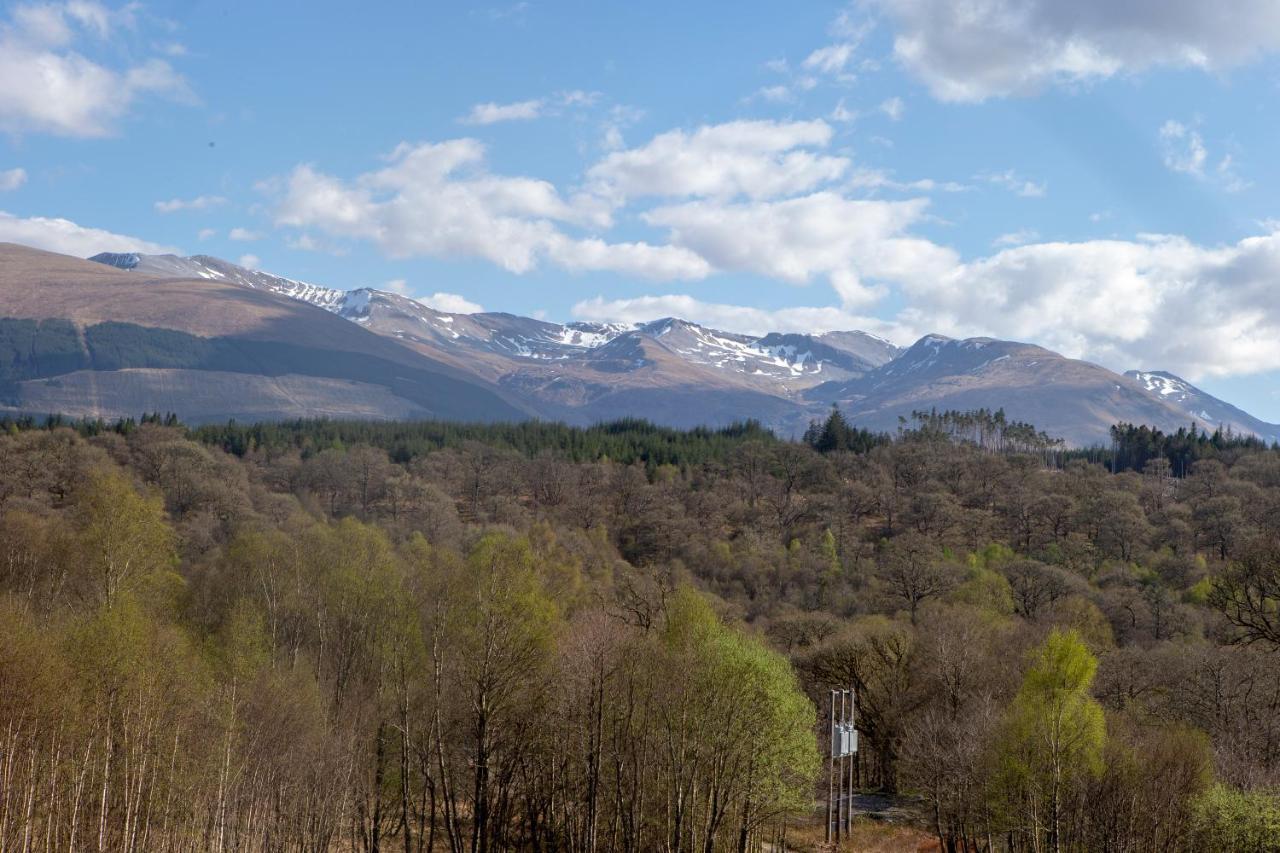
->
804, 42, 856, 75
874, 0, 1280, 102
981, 169, 1047, 198
992, 229, 1040, 247
197, 228, 216, 240
829, 99, 859, 123
879, 96, 905, 120
418, 291, 485, 314
799, 10, 873, 78
270, 138, 708, 279
0, 168, 26, 191
752, 84, 794, 103
459, 90, 600, 125
1216, 154, 1251, 193
0, 210, 176, 256
587, 119, 848, 203
238, 253, 261, 269
643, 192, 957, 307
599, 103, 644, 151
461, 98, 544, 125
847, 167, 968, 193
896, 231, 1280, 379
155, 195, 227, 214
228, 227, 261, 241
578, 228, 1280, 381
1159, 120, 1206, 176
0, 2, 190, 137
1158, 120, 1252, 192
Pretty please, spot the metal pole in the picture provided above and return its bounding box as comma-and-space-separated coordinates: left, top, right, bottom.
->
826, 689, 835, 844
838, 688, 847, 840
849, 686, 860, 829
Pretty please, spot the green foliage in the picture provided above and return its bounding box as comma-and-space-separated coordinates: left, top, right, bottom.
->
952, 565, 1016, 616
994, 629, 1106, 847
656, 588, 820, 827
1191, 784, 1280, 852
73, 467, 178, 605
968, 542, 1016, 571
1, 413, 1278, 850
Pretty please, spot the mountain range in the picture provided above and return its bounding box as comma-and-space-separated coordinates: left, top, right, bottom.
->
0, 242, 1271, 446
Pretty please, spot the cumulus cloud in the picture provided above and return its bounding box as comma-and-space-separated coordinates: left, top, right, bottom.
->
895, 230, 1280, 379
879, 96, 905, 120
155, 195, 227, 214
873, 0, 1280, 101
228, 227, 261, 241
0, 1, 190, 137
577, 229, 1280, 381
643, 192, 958, 307
259, 114, 1280, 382
587, 119, 848, 204
0, 168, 26, 191
270, 138, 709, 279
238, 253, 261, 269
0, 210, 177, 256
418, 291, 485, 314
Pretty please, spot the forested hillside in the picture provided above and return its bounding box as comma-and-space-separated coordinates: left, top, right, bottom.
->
1, 412, 1279, 851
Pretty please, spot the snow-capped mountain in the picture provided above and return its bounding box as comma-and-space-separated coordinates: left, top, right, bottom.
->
87, 253, 897, 398
82, 250, 1276, 444
89, 252, 349, 310
1126, 370, 1280, 443
808, 335, 1223, 446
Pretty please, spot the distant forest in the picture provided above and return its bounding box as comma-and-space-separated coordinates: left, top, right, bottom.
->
1, 408, 1279, 851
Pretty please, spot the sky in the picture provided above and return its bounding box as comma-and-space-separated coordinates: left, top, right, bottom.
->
3, 0, 1280, 420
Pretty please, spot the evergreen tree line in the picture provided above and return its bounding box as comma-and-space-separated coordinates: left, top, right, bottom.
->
1107, 421, 1278, 475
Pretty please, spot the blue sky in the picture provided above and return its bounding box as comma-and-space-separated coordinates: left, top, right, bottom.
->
3, 0, 1280, 419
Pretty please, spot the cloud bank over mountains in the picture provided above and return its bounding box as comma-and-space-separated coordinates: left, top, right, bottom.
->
4, 0, 1280, 390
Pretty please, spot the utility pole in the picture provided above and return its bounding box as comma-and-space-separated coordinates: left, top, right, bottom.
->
825, 687, 857, 845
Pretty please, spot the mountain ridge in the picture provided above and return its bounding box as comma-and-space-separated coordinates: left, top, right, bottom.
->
76, 248, 1280, 445
0, 243, 526, 423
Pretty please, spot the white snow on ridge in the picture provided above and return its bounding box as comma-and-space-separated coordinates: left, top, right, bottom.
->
1131, 371, 1192, 402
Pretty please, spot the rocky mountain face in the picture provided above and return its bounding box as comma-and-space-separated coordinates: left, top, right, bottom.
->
77, 250, 1278, 446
